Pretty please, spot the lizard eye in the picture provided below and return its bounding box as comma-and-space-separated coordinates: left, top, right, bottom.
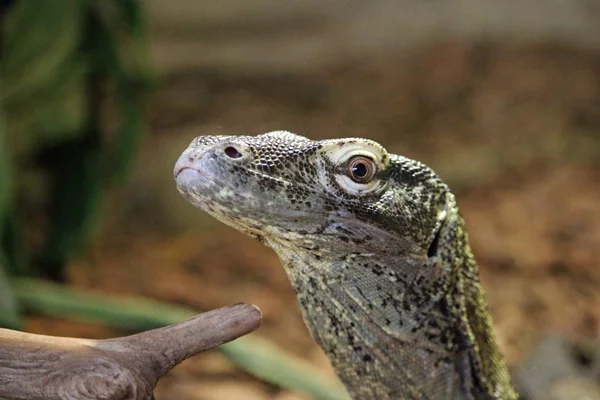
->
318, 140, 388, 196
335, 152, 381, 194
347, 155, 377, 183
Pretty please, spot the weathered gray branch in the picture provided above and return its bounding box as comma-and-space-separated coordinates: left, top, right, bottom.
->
0, 303, 262, 400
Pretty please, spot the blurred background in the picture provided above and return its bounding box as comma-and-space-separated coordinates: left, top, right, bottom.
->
1, 1, 599, 399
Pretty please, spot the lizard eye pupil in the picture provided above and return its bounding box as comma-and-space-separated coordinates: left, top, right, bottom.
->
352, 163, 368, 177
347, 155, 376, 183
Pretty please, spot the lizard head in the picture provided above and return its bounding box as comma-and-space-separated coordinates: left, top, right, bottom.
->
174, 131, 449, 258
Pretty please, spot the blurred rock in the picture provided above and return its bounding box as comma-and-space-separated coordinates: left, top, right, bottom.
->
515, 336, 600, 400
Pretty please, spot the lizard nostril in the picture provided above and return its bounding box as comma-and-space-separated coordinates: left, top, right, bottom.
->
224, 146, 243, 159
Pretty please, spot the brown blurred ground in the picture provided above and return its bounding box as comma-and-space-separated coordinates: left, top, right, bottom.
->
23, 10, 600, 400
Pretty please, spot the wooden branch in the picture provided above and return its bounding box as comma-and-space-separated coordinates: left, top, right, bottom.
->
0, 303, 262, 400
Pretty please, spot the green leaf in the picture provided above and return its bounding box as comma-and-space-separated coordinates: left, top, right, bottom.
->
0, 254, 20, 329
1, 0, 88, 157
0, 80, 11, 221
1, 0, 83, 105
14, 278, 349, 400
90, 6, 150, 184
107, 0, 156, 84
0, 84, 20, 329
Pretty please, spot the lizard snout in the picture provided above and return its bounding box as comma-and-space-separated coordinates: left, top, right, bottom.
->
173, 140, 249, 190
174, 141, 251, 178
174, 149, 200, 179
174, 149, 205, 191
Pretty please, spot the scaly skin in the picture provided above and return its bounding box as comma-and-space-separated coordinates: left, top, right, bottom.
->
174, 131, 518, 399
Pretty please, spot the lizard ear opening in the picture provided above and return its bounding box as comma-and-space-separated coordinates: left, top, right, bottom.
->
427, 220, 443, 258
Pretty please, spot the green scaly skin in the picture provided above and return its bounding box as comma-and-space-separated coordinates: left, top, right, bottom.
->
174, 131, 518, 399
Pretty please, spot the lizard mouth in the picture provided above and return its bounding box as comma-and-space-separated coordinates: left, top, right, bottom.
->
175, 166, 221, 191
174, 167, 202, 190
174, 166, 191, 179
174, 148, 220, 190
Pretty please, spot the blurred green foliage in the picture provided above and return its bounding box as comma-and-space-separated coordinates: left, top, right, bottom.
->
0, 82, 19, 329
0, 0, 154, 325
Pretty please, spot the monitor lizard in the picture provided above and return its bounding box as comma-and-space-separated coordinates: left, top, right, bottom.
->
174, 131, 518, 399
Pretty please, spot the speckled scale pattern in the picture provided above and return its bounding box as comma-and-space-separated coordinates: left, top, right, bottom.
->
174, 131, 519, 400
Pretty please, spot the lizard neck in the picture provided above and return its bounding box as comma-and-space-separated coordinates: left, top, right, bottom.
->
267, 211, 517, 399
442, 213, 517, 399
